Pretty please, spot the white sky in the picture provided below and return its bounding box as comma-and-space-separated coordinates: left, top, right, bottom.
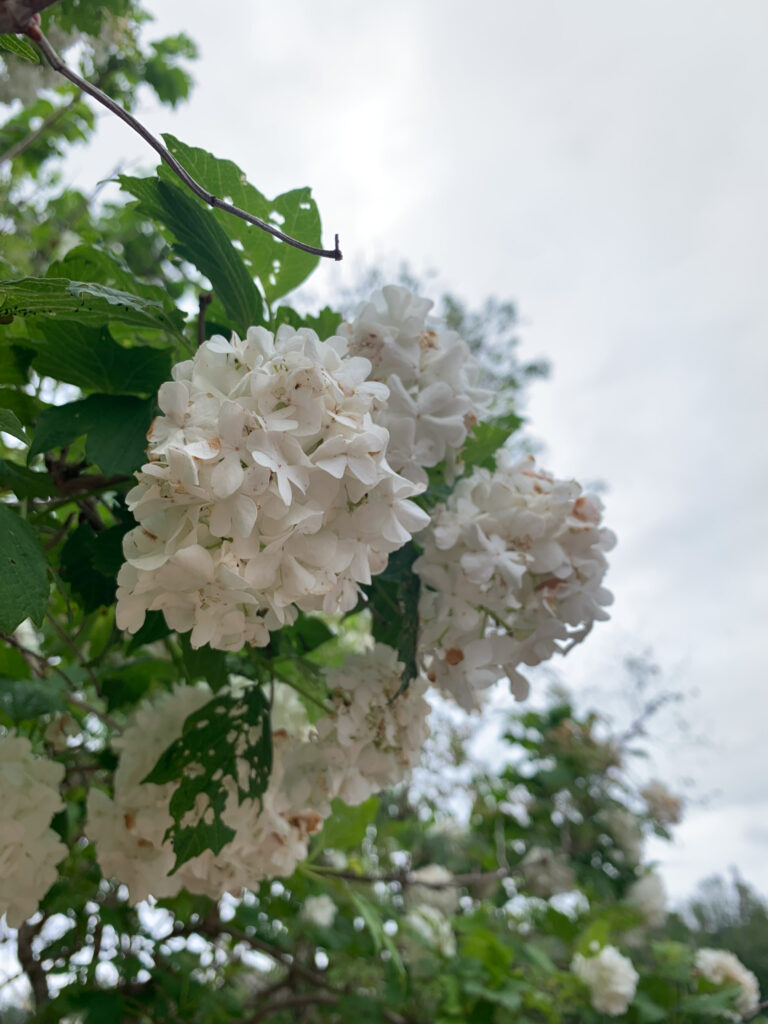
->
65, 0, 768, 902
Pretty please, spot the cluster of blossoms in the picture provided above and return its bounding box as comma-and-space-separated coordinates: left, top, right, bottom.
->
341, 285, 490, 484
627, 870, 667, 928
571, 945, 639, 1016
695, 948, 761, 1019
86, 644, 430, 903
115, 324, 429, 650
641, 779, 684, 826
519, 845, 577, 899
0, 735, 67, 927
415, 452, 615, 710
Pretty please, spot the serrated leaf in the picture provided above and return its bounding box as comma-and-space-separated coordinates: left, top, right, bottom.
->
362, 543, 420, 690
0, 34, 39, 62
144, 686, 272, 870
460, 410, 523, 474
31, 322, 171, 397
0, 458, 55, 499
119, 173, 263, 333
0, 504, 48, 630
0, 407, 27, 443
0, 277, 185, 337
0, 677, 66, 722
30, 394, 154, 476
47, 244, 178, 312
159, 135, 322, 303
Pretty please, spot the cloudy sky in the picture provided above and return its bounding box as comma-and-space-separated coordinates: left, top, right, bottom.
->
70, 0, 768, 900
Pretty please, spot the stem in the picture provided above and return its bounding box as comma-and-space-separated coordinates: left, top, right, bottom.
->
0, 92, 79, 165
197, 292, 212, 347
25, 26, 343, 262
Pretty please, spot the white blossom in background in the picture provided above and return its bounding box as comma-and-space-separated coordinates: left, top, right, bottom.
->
0, 735, 67, 927
641, 779, 684, 826
600, 807, 644, 867
572, 946, 639, 1016
341, 285, 490, 484
116, 324, 429, 651
415, 453, 615, 710
310, 644, 431, 808
408, 864, 459, 915
627, 870, 667, 928
519, 846, 576, 899
695, 948, 761, 1019
403, 905, 457, 959
301, 894, 338, 928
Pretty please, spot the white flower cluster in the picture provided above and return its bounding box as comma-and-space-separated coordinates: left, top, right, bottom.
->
696, 948, 760, 1019
87, 645, 430, 903
627, 870, 667, 928
519, 846, 576, 899
116, 324, 428, 651
0, 735, 67, 928
403, 905, 457, 959
408, 864, 459, 915
601, 807, 644, 867
641, 779, 684, 826
341, 285, 490, 484
301, 894, 338, 928
415, 453, 615, 710
572, 945, 639, 1017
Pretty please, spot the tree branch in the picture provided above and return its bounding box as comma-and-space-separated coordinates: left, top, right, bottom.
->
0, 0, 59, 34
22, 24, 342, 262
16, 919, 48, 1010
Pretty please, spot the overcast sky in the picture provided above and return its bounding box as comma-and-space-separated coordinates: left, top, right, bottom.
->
70, 0, 768, 901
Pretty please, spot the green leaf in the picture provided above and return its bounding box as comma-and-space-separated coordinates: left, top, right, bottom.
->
0, 504, 49, 630
0, 34, 40, 62
0, 458, 56, 499
101, 659, 177, 711
30, 322, 171, 397
362, 542, 420, 690
159, 135, 323, 304
47, 244, 179, 312
319, 796, 379, 852
30, 394, 154, 476
0, 337, 36, 386
125, 610, 171, 652
144, 686, 272, 870
0, 677, 66, 722
274, 305, 343, 337
345, 886, 405, 975
119, 174, 263, 333
0, 407, 28, 444
0, 277, 185, 338
460, 411, 523, 474
60, 522, 130, 612
463, 982, 522, 1013
178, 632, 228, 693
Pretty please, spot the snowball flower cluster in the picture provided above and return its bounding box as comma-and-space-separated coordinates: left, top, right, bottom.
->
572, 945, 639, 1016
408, 864, 459, 915
0, 735, 67, 927
341, 285, 490, 484
403, 905, 457, 959
87, 645, 429, 903
627, 870, 667, 928
301, 894, 338, 928
116, 324, 428, 650
415, 453, 615, 710
641, 779, 684, 826
696, 948, 760, 1018
601, 807, 644, 867
519, 846, 576, 899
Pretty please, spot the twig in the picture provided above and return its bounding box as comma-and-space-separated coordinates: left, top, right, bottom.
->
0, 92, 79, 165
46, 612, 102, 695
240, 992, 339, 1023
197, 292, 212, 347
24, 25, 343, 262
17, 919, 48, 1009
308, 864, 514, 889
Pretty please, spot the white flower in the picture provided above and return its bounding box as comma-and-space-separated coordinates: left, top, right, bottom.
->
627, 871, 667, 928
404, 905, 456, 958
519, 846, 576, 899
641, 780, 683, 826
341, 285, 490, 484
601, 807, 644, 866
408, 864, 459, 915
301, 894, 338, 928
0, 735, 67, 927
572, 946, 639, 1016
116, 324, 429, 651
696, 948, 760, 1018
311, 644, 431, 808
415, 453, 615, 710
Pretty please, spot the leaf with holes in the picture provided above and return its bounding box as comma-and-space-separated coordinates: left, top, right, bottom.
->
144, 686, 272, 870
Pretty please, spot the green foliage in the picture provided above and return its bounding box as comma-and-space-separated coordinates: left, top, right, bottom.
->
362, 542, 421, 689
144, 687, 273, 870
0, 35, 39, 62
0, 504, 49, 631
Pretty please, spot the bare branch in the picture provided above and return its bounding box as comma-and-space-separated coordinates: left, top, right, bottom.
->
17, 919, 48, 1009
22, 25, 343, 262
